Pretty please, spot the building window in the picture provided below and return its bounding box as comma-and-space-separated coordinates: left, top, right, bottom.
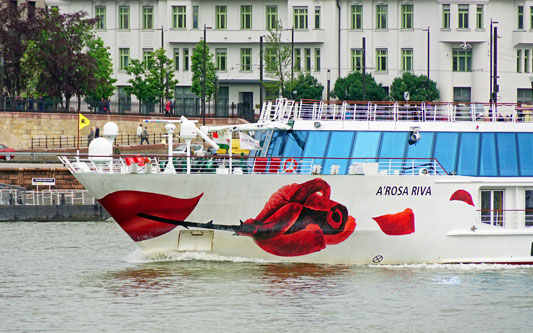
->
294, 48, 301, 71
517, 49, 522, 73
119, 48, 129, 70
453, 49, 472, 72
476, 4, 483, 29
172, 6, 186, 29
95, 6, 106, 30
315, 48, 321, 71
174, 48, 180, 71
314, 6, 321, 29
481, 190, 504, 226
376, 5, 387, 29
241, 5, 252, 30
193, 6, 199, 29
266, 48, 277, 71
183, 48, 189, 71
142, 6, 153, 30
351, 5, 362, 30
442, 4, 450, 29
518, 6, 524, 30
351, 49, 363, 72
294, 7, 308, 30
119, 6, 129, 30
530, 6, 533, 30
266, 6, 278, 30
143, 49, 152, 69
304, 48, 311, 72
241, 48, 251, 71
216, 6, 227, 30
376, 49, 387, 72
216, 49, 227, 71
458, 4, 469, 29
526, 190, 533, 227
525, 50, 530, 73
401, 49, 413, 71
401, 4, 413, 29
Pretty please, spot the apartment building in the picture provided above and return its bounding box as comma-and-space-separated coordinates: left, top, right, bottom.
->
48, 0, 533, 114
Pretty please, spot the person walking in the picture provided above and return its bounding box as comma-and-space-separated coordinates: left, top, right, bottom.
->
141, 126, 149, 145
95, 126, 100, 138
136, 124, 143, 144
165, 99, 171, 115
88, 127, 95, 145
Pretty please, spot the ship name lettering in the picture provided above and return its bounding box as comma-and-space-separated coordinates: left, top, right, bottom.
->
375, 186, 431, 196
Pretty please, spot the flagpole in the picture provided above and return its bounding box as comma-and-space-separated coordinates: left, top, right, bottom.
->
77, 112, 80, 156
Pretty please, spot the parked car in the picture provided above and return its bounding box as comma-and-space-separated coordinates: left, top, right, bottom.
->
173, 144, 205, 156
0, 144, 15, 161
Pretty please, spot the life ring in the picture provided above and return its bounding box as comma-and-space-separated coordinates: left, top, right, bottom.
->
283, 158, 298, 173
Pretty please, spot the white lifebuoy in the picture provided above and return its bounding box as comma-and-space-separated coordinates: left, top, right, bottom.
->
283, 158, 298, 173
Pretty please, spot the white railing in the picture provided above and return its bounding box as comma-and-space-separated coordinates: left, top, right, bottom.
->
59, 156, 447, 176
0, 189, 95, 205
260, 100, 533, 123
476, 210, 533, 229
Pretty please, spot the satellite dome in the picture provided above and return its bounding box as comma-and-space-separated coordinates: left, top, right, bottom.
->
89, 137, 113, 162
103, 122, 119, 137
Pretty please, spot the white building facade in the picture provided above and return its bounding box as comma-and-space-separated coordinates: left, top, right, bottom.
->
48, 0, 533, 114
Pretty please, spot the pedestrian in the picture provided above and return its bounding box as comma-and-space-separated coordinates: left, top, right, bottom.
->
170, 99, 175, 115
141, 126, 149, 145
38, 96, 44, 111
136, 124, 143, 144
165, 99, 171, 115
105, 98, 110, 113
95, 126, 100, 138
28, 96, 34, 111
88, 127, 95, 144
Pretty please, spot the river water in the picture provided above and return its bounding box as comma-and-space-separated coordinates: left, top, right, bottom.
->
1, 221, 532, 332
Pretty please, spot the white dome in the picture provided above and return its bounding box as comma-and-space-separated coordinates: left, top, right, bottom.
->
103, 122, 119, 137
180, 119, 197, 140
89, 137, 113, 162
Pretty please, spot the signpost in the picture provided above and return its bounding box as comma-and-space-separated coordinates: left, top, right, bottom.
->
32, 178, 55, 205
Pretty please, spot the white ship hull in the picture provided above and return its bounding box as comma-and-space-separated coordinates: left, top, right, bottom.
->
75, 172, 533, 265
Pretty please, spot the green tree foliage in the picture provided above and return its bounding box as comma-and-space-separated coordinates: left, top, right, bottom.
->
0, 2, 41, 97
85, 37, 116, 104
125, 48, 178, 111
331, 72, 386, 101
390, 72, 440, 102
264, 20, 292, 97
284, 73, 324, 100
191, 40, 216, 102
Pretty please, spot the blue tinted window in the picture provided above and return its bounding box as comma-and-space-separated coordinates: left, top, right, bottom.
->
282, 131, 308, 157
518, 133, 533, 176
497, 133, 518, 176
352, 131, 381, 162
406, 132, 434, 158
379, 132, 407, 158
323, 132, 355, 174
457, 133, 480, 176
479, 133, 498, 176
433, 132, 459, 174
302, 131, 330, 170
269, 131, 284, 156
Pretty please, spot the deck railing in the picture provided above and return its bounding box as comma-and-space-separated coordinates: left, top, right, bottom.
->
476, 209, 533, 229
58, 155, 447, 176
260, 99, 533, 123
0, 189, 95, 205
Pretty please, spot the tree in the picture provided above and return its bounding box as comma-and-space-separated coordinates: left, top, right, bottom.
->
390, 72, 440, 102
191, 40, 216, 103
29, 8, 97, 111
284, 73, 324, 100
125, 48, 178, 113
331, 72, 386, 101
264, 20, 292, 97
85, 37, 116, 108
0, 2, 41, 98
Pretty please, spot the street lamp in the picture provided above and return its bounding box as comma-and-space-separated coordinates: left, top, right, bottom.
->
326, 69, 330, 101
157, 26, 165, 113
422, 26, 430, 101
490, 20, 499, 106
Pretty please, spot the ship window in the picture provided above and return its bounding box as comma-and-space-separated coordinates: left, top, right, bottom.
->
351, 131, 381, 162
457, 133, 480, 176
282, 131, 308, 157
479, 133, 498, 176
481, 189, 504, 226
517, 133, 533, 176
433, 132, 458, 174
525, 190, 533, 227
268, 131, 284, 156
379, 132, 407, 158
302, 131, 330, 169
406, 132, 435, 165
497, 133, 518, 176
323, 131, 355, 174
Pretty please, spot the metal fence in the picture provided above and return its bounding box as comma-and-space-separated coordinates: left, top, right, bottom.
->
30, 132, 174, 149
0, 188, 95, 205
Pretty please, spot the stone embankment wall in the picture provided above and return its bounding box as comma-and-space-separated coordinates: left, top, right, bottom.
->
0, 112, 248, 149
0, 166, 82, 189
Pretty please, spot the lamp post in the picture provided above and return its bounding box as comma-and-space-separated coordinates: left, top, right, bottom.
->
490, 20, 498, 104
291, 26, 294, 81
259, 36, 264, 110
326, 69, 330, 101
0, 56, 4, 111
157, 26, 164, 113
202, 24, 208, 126
422, 26, 430, 101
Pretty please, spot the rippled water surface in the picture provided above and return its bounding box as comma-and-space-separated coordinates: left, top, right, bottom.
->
1, 221, 532, 332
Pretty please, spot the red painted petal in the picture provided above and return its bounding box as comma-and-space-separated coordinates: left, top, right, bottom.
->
248, 202, 303, 237
324, 216, 356, 245
98, 191, 203, 241
254, 224, 326, 256
372, 208, 415, 236
450, 189, 475, 207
